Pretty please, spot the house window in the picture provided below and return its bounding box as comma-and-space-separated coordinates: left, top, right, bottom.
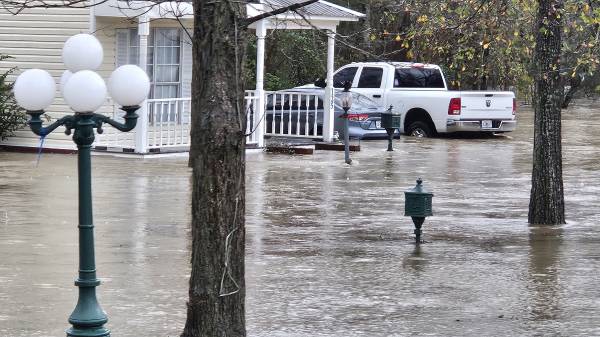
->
150, 28, 181, 99
116, 28, 182, 99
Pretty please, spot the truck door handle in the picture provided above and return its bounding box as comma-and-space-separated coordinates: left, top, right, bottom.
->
373, 94, 382, 98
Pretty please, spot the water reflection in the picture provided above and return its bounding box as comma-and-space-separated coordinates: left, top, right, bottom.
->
402, 244, 427, 273
382, 154, 394, 180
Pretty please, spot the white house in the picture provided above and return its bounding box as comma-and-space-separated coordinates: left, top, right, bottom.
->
0, 0, 363, 154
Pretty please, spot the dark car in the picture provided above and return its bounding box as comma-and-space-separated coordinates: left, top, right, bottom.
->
263, 88, 392, 139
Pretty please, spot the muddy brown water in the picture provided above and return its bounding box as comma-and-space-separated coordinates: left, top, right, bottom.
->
1, 101, 600, 336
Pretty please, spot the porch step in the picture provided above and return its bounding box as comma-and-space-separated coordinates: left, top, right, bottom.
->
93, 145, 189, 154
265, 138, 314, 155
266, 145, 314, 155
314, 142, 361, 152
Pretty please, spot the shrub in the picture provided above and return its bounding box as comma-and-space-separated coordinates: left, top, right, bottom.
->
0, 54, 26, 140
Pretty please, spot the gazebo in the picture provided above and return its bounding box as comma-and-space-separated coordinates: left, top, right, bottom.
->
91, 0, 363, 152
247, 0, 364, 147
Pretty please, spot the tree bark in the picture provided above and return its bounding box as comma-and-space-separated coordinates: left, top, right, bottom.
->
528, 0, 565, 225
182, 0, 247, 336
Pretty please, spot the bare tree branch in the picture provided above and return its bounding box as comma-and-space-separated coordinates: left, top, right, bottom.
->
1, 0, 110, 14
241, 0, 318, 28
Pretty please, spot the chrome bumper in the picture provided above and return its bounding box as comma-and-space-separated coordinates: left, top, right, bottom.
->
446, 119, 517, 133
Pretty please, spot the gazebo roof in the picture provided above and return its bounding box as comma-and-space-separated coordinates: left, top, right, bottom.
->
246, 0, 364, 30
94, 0, 363, 22
253, 0, 364, 20
94, 0, 194, 19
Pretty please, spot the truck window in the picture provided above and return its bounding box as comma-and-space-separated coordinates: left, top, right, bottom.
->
394, 68, 445, 88
333, 67, 358, 88
357, 67, 383, 88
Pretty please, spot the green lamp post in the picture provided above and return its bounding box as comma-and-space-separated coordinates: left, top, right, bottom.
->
13, 34, 150, 337
404, 178, 434, 244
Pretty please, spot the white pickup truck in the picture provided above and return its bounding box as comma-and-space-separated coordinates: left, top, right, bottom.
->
330, 62, 517, 137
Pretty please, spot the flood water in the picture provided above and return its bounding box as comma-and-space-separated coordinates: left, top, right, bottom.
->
1, 101, 600, 336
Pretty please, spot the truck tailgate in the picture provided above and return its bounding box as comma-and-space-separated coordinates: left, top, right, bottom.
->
459, 91, 514, 119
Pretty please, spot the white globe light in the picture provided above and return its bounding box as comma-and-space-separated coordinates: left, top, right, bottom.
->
63, 70, 107, 112
59, 70, 72, 96
62, 34, 104, 72
13, 69, 56, 111
108, 65, 150, 107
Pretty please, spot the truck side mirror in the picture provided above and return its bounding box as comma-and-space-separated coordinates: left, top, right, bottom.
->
314, 78, 326, 88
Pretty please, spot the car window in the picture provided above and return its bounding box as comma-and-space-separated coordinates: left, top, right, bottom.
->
357, 67, 383, 88
394, 68, 445, 88
334, 92, 380, 109
333, 67, 358, 88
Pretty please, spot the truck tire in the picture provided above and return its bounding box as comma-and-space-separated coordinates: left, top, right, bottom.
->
407, 121, 433, 138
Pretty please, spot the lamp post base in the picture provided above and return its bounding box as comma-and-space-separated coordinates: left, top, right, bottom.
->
66, 327, 110, 337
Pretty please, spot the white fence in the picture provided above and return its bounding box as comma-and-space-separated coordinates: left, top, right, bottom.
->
96, 90, 324, 152
147, 98, 191, 149
94, 105, 136, 150
263, 91, 323, 138
245, 90, 260, 145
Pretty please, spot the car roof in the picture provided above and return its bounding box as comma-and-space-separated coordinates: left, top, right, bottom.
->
346, 61, 440, 69
279, 87, 370, 96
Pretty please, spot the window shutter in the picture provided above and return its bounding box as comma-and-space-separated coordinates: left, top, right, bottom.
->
181, 30, 193, 99
115, 29, 129, 67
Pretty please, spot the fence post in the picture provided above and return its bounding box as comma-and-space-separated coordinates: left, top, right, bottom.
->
253, 19, 267, 148
134, 16, 149, 153
323, 29, 336, 142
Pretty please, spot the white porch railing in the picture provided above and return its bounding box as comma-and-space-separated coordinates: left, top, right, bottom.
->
94, 104, 136, 150
263, 90, 323, 138
94, 99, 192, 151
245, 90, 260, 145
147, 98, 191, 149
95, 90, 324, 152
96, 96, 262, 151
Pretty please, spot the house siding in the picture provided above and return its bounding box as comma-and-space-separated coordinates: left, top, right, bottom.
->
0, 7, 90, 150
0, 9, 194, 151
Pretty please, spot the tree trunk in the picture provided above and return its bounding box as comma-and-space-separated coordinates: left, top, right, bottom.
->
528, 0, 565, 225
182, 0, 247, 336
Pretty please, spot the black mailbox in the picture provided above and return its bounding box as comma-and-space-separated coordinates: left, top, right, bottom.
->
381, 112, 402, 129
404, 178, 433, 243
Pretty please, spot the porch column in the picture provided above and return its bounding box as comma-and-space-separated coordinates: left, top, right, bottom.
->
88, 0, 96, 33
135, 16, 150, 154
254, 19, 267, 148
323, 28, 336, 142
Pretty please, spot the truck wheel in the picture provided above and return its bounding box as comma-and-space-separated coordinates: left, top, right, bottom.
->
407, 121, 433, 138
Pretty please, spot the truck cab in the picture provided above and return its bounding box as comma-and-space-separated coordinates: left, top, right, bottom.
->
332, 62, 517, 137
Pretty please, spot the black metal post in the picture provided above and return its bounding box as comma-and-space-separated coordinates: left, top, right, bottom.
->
343, 107, 352, 165
412, 217, 425, 244
341, 81, 352, 165
386, 128, 395, 151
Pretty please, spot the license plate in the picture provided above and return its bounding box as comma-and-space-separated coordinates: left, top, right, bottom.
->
481, 120, 493, 129
375, 120, 382, 129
